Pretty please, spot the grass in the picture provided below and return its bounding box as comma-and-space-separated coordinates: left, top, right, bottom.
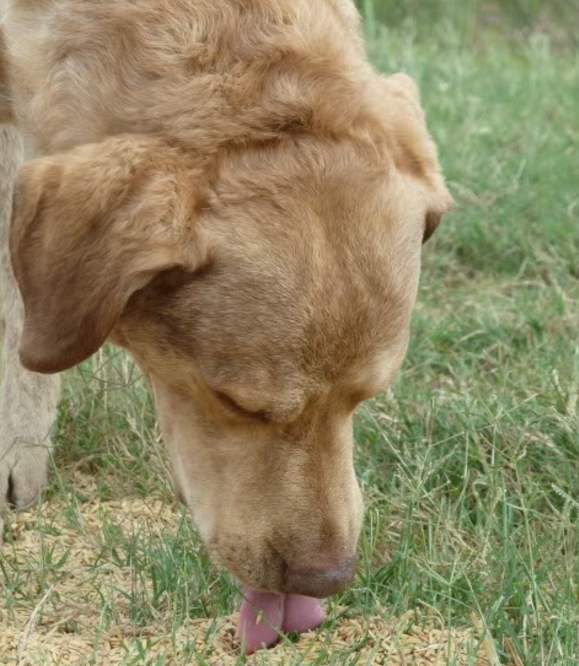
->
2, 1, 579, 664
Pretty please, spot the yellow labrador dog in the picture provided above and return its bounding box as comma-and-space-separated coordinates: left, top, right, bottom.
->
0, 0, 452, 651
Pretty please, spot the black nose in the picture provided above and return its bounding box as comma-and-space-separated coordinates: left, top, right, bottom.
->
284, 556, 356, 598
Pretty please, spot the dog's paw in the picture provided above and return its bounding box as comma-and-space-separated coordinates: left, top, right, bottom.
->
0, 441, 49, 515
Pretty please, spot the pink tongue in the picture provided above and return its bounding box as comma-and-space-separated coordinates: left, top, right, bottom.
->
283, 594, 327, 633
236, 590, 326, 654
237, 591, 284, 653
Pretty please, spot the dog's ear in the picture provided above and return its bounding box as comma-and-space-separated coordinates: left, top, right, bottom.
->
423, 188, 454, 243
10, 136, 207, 374
379, 73, 454, 243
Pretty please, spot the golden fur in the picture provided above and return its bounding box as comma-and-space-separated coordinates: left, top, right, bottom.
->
0, 0, 453, 594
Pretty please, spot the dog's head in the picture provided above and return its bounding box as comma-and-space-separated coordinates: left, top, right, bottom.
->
10, 73, 452, 597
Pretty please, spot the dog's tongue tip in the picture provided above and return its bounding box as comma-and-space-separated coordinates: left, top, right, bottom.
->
237, 590, 284, 654
283, 594, 327, 634
237, 589, 326, 654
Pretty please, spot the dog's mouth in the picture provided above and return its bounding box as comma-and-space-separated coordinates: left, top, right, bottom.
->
237, 590, 326, 653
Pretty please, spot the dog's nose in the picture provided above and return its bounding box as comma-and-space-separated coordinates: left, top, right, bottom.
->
284, 556, 356, 598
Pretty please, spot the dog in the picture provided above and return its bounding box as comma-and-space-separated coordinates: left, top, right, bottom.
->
0, 0, 453, 610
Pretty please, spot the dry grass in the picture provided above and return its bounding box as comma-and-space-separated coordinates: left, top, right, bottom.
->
1, 475, 494, 666
2, 2, 579, 664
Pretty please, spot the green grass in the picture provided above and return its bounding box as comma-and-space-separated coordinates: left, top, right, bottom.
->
2, 1, 579, 664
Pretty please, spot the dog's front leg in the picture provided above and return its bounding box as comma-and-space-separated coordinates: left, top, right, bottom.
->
0, 27, 13, 124
0, 126, 61, 536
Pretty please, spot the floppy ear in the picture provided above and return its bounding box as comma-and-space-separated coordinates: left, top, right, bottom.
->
379, 73, 454, 243
423, 188, 454, 243
10, 136, 206, 374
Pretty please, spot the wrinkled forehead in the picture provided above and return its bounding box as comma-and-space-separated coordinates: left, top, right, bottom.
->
185, 227, 415, 396
161, 146, 426, 396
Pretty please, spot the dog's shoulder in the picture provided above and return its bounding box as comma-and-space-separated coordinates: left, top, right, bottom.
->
4, 0, 374, 154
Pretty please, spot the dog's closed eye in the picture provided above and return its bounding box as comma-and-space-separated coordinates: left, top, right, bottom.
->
214, 391, 271, 424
